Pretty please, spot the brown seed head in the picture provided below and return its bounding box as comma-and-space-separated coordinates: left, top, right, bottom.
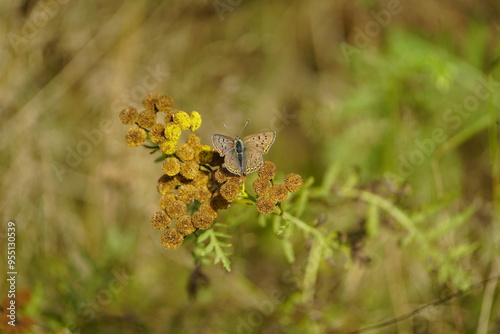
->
161, 228, 184, 249
119, 107, 138, 125
256, 196, 277, 215
165, 199, 187, 219
195, 186, 212, 203
284, 173, 303, 192
220, 179, 242, 201
192, 209, 216, 230
176, 184, 197, 204
210, 193, 231, 210
269, 184, 288, 202
151, 210, 171, 230
149, 123, 165, 143
137, 110, 157, 129
258, 161, 277, 179
253, 178, 271, 196
143, 93, 161, 111
160, 194, 177, 210
176, 215, 196, 236
156, 95, 174, 113
125, 127, 147, 147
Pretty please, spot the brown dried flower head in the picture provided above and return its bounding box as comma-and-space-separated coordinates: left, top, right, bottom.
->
176, 215, 196, 236
192, 209, 216, 230
157, 175, 176, 195
284, 173, 303, 192
176, 184, 197, 204
143, 93, 161, 111
165, 199, 187, 219
220, 178, 243, 201
253, 177, 272, 196
269, 184, 288, 202
258, 161, 277, 179
256, 196, 277, 215
156, 95, 174, 113
119, 107, 138, 125
161, 228, 184, 249
151, 210, 171, 230
125, 127, 147, 147
137, 109, 157, 129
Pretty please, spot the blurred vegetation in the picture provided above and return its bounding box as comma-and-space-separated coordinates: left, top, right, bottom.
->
1, 0, 500, 333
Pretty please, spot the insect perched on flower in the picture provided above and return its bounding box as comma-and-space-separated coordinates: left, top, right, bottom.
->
212, 123, 276, 176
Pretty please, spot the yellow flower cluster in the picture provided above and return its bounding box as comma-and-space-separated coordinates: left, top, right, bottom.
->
120, 93, 202, 152
252, 161, 303, 214
120, 94, 243, 249
120, 93, 304, 250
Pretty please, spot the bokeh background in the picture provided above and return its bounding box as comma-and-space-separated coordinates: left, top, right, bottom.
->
1, 0, 500, 333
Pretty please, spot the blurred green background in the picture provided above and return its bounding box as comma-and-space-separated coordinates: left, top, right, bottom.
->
1, 0, 500, 333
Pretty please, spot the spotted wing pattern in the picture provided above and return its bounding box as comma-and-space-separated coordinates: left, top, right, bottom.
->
223, 149, 245, 175
242, 148, 264, 175
243, 131, 276, 154
212, 134, 235, 157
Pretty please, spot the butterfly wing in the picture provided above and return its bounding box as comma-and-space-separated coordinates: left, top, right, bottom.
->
243, 148, 264, 175
212, 134, 234, 157
223, 149, 245, 176
243, 131, 276, 154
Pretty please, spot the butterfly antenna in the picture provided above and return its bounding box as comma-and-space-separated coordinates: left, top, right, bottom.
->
222, 123, 230, 131
238, 119, 250, 137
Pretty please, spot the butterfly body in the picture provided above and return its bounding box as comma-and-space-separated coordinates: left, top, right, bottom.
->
212, 131, 276, 176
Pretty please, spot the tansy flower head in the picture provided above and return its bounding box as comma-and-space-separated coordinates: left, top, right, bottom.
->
220, 178, 243, 201
163, 157, 181, 176
159, 140, 177, 155
177, 143, 195, 161
137, 109, 156, 129
176, 215, 196, 236
156, 95, 174, 113
119, 107, 138, 125
176, 184, 197, 204
161, 228, 184, 249
151, 210, 171, 230
149, 123, 165, 143
284, 173, 303, 192
120, 92, 304, 252
180, 161, 199, 179
160, 194, 177, 210
165, 199, 187, 219
125, 127, 147, 147
258, 161, 277, 180
195, 186, 212, 203
173, 111, 192, 130
269, 184, 288, 202
157, 175, 176, 195
192, 207, 217, 230
190, 111, 202, 131
143, 93, 161, 111
256, 196, 277, 215
186, 133, 201, 147
253, 178, 272, 196
210, 193, 231, 210
196, 145, 215, 164
165, 124, 182, 142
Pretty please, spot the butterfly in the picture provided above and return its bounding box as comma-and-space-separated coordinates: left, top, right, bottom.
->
212, 131, 276, 176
